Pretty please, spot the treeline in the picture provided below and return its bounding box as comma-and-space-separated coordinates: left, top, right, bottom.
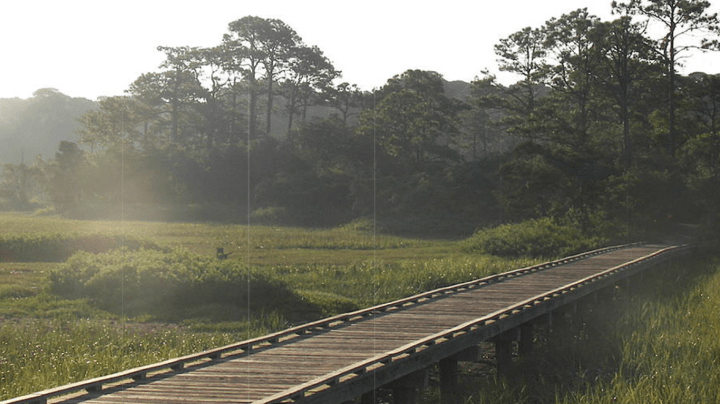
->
2, 2, 720, 237
0, 89, 96, 164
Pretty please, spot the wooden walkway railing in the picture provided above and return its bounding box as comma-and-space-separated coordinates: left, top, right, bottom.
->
2, 243, 691, 404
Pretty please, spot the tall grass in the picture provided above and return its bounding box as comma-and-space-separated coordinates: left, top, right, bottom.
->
269, 256, 532, 307
561, 257, 720, 404
0, 315, 285, 400
0, 212, 436, 267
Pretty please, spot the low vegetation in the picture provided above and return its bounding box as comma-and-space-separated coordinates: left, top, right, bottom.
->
461, 217, 611, 258
0, 213, 532, 399
3, 212, 717, 403
0, 315, 284, 400
48, 248, 310, 322
0, 233, 161, 262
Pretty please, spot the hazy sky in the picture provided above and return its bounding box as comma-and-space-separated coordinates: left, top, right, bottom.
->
2, 0, 719, 100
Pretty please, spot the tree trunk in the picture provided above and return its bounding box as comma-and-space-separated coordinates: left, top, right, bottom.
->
287, 84, 298, 133
230, 79, 237, 138
266, 61, 275, 135
669, 60, 676, 157
668, 15, 677, 158
621, 48, 632, 168
248, 76, 257, 141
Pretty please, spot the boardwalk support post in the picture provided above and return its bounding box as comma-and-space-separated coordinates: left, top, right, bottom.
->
389, 369, 428, 404
518, 323, 533, 356
439, 357, 459, 404
491, 329, 518, 375
360, 391, 376, 404
495, 339, 513, 375
551, 307, 571, 333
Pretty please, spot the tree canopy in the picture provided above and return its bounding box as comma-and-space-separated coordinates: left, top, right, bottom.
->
2, 9, 720, 239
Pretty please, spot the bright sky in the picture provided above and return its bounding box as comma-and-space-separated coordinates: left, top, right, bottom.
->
2, 0, 719, 100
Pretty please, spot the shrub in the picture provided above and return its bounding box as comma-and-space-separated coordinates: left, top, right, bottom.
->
461, 217, 607, 258
48, 249, 307, 320
0, 233, 161, 262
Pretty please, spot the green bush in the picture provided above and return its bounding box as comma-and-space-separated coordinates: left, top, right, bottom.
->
461, 217, 607, 258
48, 249, 307, 319
0, 233, 161, 262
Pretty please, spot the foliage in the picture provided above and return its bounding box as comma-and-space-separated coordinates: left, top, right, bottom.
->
2, 9, 719, 238
3, 6, 720, 241
254, 117, 359, 226
0, 233, 160, 262
357, 70, 464, 174
679, 132, 720, 216
0, 316, 284, 400
295, 290, 359, 317
48, 248, 309, 320
618, 0, 720, 156
461, 217, 608, 258
494, 26, 547, 120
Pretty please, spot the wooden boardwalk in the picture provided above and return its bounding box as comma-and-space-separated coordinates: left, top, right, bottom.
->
4, 243, 690, 404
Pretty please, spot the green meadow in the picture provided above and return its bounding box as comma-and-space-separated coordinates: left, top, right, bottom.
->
2, 212, 718, 404
0, 212, 531, 399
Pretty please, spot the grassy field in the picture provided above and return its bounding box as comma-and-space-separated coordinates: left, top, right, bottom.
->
0, 212, 531, 399
3, 212, 716, 403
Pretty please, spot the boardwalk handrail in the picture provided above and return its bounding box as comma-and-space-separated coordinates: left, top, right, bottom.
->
2, 242, 666, 404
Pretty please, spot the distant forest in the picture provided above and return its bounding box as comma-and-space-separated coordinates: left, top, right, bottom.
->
2, 2, 720, 238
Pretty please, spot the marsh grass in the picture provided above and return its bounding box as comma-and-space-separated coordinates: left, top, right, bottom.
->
0, 212, 435, 266
4, 211, 712, 403
562, 257, 720, 404
1, 212, 519, 399
0, 232, 161, 263
0, 263, 50, 300
268, 256, 531, 307
0, 315, 283, 399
